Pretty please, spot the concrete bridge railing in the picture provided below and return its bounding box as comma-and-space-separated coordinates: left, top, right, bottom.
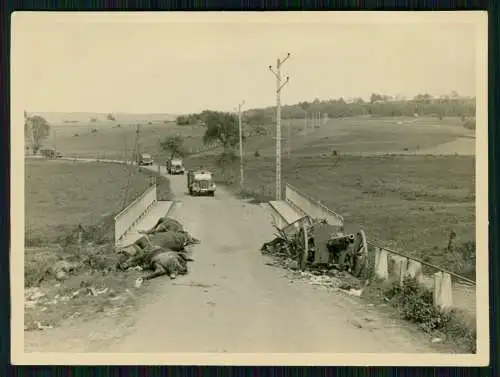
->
284, 183, 344, 231
113, 184, 158, 245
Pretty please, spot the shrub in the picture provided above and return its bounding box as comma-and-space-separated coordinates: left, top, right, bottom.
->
384, 276, 451, 332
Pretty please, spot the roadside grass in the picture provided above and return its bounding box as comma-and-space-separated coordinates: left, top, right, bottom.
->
25, 159, 173, 246
24, 244, 144, 331
24, 159, 174, 331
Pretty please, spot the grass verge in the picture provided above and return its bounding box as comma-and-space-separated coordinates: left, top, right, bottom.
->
362, 277, 476, 353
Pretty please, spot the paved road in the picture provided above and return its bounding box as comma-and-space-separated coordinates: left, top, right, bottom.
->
24, 164, 454, 353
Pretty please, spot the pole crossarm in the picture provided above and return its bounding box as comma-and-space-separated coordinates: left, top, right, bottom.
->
278, 77, 290, 92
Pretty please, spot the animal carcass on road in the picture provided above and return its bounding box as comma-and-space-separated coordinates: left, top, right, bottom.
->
120, 246, 189, 280
139, 216, 184, 234
135, 230, 200, 252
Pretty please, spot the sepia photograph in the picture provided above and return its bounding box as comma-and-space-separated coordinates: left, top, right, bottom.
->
11, 11, 488, 365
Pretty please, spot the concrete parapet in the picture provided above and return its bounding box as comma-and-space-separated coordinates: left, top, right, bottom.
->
406, 259, 424, 284
398, 259, 408, 286
433, 271, 453, 313
374, 247, 389, 281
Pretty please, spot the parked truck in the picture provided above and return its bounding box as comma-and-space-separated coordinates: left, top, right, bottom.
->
166, 158, 185, 175
187, 170, 216, 197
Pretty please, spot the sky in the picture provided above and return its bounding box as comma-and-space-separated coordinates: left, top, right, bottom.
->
13, 12, 484, 114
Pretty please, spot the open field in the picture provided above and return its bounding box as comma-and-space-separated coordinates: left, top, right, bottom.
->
185, 154, 475, 277
243, 116, 475, 157
45, 122, 207, 162
31, 111, 177, 125
25, 159, 173, 245
42, 116, 474, 164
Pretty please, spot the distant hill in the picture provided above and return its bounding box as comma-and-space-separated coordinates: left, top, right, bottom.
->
29, 112, 178, 125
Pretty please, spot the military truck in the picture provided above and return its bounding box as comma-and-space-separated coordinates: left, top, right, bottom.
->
166, 158, 185, 175
137, 153, 153, 166
187, 170, 216, 197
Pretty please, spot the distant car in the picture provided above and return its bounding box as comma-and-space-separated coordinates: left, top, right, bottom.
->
56, 152, 63, 158
166, 158, 185, 175
137, 153, 153, 166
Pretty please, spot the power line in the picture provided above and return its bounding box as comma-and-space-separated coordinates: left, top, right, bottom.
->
121, 124, 141, 209
269, 53, 291, 201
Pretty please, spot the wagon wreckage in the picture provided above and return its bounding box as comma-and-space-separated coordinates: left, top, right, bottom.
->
261, 215, 369, 279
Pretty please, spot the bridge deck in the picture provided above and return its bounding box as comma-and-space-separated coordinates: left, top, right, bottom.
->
268, 200, 302, 226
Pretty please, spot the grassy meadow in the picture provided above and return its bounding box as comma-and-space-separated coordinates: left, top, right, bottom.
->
45, 116, 474, 165
47, 121, 207, 162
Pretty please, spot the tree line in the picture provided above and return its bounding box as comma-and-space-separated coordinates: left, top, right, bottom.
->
176, 93, 476, 128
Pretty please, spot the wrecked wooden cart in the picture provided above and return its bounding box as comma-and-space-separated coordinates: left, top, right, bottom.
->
261, 215, 370, 278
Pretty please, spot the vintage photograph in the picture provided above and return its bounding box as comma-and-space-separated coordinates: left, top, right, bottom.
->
12, 11, 488, 365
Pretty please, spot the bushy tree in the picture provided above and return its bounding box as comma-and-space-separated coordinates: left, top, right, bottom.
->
160, 135, 186, 158
107, 113, 116, 121
202, 111, 239, 149
24, 112, 50, 155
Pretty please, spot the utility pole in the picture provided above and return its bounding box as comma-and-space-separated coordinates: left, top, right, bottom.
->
269, 53, 291, 201
236, 100, 245, 188
303, 109, 308, 134
287, 118, 291, 158
122, 124, 141, 209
